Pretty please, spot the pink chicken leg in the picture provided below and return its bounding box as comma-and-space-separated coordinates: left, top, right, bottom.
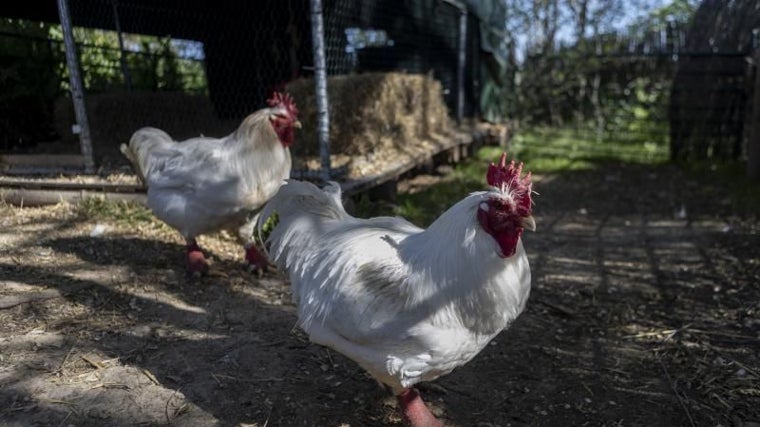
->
185, 239, 209, 274
398, 388, 443, 427
244, 243, 269, 274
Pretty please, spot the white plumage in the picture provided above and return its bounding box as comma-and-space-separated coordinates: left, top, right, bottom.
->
129, 123, 290, 239
122, 93, 300, 273
259, 165, 534, 424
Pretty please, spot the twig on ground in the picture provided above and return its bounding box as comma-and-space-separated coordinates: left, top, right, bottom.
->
263, 405, 273, 427
89, 382, 129, 390
611, 386, 672, 399
165, 388, 182, 425
245, 377, 286, 382
57, 343, 77, 375
722, 357, 760, 379
709, 392, 732, 409
658, 358, 696, 427
56, 409, 71, 427
143, 369, 160, 385
81, 355, 102, 370
41, 398, 80, 417
536, 299, 576, 317
0, 404, 37, 416
582, 382, 594, 396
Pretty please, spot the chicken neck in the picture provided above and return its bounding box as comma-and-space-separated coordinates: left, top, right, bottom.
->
397, 388, 443, 427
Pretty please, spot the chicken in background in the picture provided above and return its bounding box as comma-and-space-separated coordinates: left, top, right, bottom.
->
121, 92, 300, 275
258, 153, 535, 426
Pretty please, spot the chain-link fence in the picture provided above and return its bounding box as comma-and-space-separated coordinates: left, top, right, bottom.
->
323, 0, 469, 117
6, 0, 752, 176
0, 0, 477, 179
512, 20, 752, 161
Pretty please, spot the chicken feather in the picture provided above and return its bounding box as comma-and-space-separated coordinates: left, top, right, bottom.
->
122, 94, 299, 273
259, 178, 532, 393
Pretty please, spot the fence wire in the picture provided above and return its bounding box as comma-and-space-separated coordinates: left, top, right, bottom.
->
1, 0, 755, 171
323, 0, 465, 113
1, 0, 474, 175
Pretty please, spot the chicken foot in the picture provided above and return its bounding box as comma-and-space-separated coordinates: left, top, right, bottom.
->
239, 214, 270, 276
185, 239, 209, 275
244, 243, 269, 275
397, 388, 443, 427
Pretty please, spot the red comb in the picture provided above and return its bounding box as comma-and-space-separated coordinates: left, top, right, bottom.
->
487, 152, 532, 190
267, 92, 299, 117
487, 152, 533, 214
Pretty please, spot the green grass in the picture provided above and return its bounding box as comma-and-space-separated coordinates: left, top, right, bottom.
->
71, 128, 758, 229
380, 128, 669, 226
356, 126, 760, 226
76, 196, 160, 226
506, 127, 668, 173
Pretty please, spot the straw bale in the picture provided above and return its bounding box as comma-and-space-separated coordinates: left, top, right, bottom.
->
286, 72, 456, 178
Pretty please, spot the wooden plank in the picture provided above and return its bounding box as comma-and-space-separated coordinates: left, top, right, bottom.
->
0, 154, 86, 168
0, 131, 477, 206
0, 187, 147, 207
341, 132, 473, 197
0, 178, 144, 193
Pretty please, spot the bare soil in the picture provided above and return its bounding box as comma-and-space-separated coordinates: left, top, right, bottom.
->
1, 162, 759, 427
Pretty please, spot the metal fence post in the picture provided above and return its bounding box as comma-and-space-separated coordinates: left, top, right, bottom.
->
56, 0, 95, 173
309, 0, 331, 182
456, 5, 467, 125
441, 0, 467, 124
111, 0, 133, 91
748, 28, 760, 181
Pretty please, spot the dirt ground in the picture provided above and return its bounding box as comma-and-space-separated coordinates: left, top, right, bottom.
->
1, 161, 759, 427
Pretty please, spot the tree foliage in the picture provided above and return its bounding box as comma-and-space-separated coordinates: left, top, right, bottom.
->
498, 0, 699, 147
0, 18, 207, 150
0, 19, 65, 148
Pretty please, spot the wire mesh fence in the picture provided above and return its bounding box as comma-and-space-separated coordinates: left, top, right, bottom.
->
322, 0, 467, 116
516, 22, 752, 161
61, 0, 315, 168
0, 0, 758, 175
0, 0, 475, 177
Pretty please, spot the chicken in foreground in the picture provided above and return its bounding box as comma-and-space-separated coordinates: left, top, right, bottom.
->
258, 153, 535, 426
121, 92, 300, 275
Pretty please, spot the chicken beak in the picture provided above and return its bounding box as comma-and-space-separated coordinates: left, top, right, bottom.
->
293, 120, 302, 129
520, 215, 536, 232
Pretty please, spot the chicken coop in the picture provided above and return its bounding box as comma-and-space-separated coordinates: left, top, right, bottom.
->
0, 0, 514, 204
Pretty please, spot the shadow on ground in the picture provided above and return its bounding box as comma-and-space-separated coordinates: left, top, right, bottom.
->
1, 160, 758, 426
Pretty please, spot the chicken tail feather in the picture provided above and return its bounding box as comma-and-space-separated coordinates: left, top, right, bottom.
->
121, 127, 174, 186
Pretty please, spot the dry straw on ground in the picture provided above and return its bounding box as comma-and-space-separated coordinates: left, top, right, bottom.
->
286, 72, 463, 178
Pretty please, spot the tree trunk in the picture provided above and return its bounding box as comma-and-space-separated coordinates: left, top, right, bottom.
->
591, 72, 603, 140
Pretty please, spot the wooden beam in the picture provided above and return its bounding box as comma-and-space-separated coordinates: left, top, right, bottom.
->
0, 154, 86, 168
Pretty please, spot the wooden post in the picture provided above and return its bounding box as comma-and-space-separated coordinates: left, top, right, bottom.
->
748, 29, 760, 181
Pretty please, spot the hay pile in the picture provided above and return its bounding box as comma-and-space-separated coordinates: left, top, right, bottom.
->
285, 72, 458, 178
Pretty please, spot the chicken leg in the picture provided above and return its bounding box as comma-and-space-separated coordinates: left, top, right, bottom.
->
397, 388, 443, 427
244, 243, 269, 275
238, 215, 270, 275
185, 239, 209, 275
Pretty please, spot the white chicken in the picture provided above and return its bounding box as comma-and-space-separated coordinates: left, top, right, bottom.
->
121, 92, 300, 274
258, 153, 535, 426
